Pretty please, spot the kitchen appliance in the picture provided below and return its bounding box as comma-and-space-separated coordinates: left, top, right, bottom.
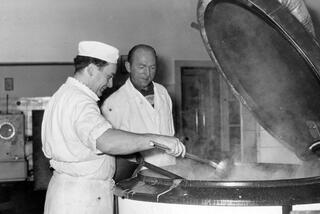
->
115, 0, 320, 213
0, 113, 27, 181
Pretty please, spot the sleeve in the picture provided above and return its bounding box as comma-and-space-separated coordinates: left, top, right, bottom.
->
166, 90, 175, 136
100, 95, 123, 129
74, 99, 112, 153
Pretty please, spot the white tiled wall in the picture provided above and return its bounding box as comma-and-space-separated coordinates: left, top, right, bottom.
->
257, 126, 302, 164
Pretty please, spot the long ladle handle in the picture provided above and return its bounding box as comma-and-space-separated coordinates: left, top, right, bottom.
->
151, 141, 219, 169
135, 154, 184, 179
141, 160, 184, 179
183, 153, 219, 168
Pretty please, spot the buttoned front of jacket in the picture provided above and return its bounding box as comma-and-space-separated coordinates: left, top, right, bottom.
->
101, 79, 175, 166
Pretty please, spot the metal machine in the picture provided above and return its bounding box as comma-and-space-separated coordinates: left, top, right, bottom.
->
0, 113, 27, 181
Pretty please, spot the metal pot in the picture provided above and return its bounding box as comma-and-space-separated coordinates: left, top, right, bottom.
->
115, 160, 320, 214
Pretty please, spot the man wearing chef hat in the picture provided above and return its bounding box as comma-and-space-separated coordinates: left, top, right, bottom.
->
41, 41, 185, 214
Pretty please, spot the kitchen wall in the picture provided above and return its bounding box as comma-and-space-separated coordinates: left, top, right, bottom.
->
0, 0, 209, 101
1, 0, 320, 97
256, 126, 302, 164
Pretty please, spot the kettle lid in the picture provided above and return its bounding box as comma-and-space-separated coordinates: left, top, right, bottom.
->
198, 0, 320, 160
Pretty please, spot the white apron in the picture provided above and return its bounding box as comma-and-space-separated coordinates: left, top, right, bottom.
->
44, 171, 115, 214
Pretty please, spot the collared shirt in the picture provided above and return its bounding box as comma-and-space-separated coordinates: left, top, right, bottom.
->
132, 80, 155, 107
42, 77, 114, 179
101, 78, 175, 166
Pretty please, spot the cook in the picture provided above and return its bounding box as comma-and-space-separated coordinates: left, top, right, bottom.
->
101, 44, 176, 167
41, 41, 186, 214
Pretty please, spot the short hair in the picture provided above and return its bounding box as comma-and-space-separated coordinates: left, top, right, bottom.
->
73, 55, 108, 73
127, 44, 157, 64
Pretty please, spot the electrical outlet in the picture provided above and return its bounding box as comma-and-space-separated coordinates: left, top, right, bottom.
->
4, 78, 14, 91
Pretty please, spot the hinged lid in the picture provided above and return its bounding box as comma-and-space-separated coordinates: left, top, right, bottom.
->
198, 0, 320, 160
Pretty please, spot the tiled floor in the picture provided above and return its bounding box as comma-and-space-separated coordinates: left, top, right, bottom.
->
0, 182, 46, 214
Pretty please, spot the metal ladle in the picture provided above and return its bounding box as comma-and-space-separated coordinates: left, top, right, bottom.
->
151, 141, 233, 177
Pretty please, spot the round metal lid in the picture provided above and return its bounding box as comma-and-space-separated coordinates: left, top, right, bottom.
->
197, 0, 320, 160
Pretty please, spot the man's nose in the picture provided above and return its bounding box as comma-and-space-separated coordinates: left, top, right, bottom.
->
144, 67, 151, 76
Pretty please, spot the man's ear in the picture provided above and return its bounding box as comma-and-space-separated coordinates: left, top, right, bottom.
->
86, 64, 95, 76
125, 61, 131, 73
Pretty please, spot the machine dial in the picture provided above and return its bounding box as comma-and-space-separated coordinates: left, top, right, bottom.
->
0, 121, 16, 140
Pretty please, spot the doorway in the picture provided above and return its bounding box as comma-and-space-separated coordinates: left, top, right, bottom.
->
175, 60, 250, 161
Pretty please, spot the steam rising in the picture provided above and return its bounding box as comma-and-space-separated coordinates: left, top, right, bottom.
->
146, 159, 320, 181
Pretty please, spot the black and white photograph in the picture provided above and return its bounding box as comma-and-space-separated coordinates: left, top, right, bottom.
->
1, 0, 320, 213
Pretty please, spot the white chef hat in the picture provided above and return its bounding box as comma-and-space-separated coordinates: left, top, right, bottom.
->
78, 41, 119, 63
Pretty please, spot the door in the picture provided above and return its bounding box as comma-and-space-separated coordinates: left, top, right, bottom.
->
175, 61, 247, 161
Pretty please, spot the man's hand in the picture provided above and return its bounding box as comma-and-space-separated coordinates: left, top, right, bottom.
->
150, 136, 186, 157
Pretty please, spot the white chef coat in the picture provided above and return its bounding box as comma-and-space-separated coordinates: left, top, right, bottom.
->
42, 77, 115, 214
101, 78, 176, 166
